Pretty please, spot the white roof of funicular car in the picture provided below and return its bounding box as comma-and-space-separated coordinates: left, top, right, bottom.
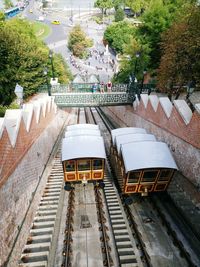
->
116, 133, 156, 154
111, 127, 147, 145
65, 129, 101, 138
66, 124, 99, 131
62, 136, 106, 161
121, 141, 178, 173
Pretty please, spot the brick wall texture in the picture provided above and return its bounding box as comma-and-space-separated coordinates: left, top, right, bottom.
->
104, 104, 200, 187
0, 108, 75, 266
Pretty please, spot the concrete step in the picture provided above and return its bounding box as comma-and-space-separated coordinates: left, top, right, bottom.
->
44, 188, 61, 193
23, 242, 51, 253
37, 211, 57, 217
29, 235, 52, 244
119, 254, 137, 264
32, 222, 55, 229
21, 251, 49, 263
110, 214, 123, 219
19, 261, 47, 266
41, 196, 59, 201
39, 203, 58, 210
111, 219, 126, 224
118, 247, 135, 255
115, 236, 131, 242
30, 227, 53, 236
112, 223, 127, 228
34, 215, 56, 222
116, 241, 133, 249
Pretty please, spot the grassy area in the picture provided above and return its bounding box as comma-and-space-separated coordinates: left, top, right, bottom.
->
31, 21, 51, 40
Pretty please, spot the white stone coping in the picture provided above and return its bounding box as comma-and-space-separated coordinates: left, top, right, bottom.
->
174, 100, 193, 125
141, 94, 149, 108
0, 96, 55, 147
4, 109, 22, 147
159, 97, 173, 118
149, 95, 159, 112
195, 103, 200, 115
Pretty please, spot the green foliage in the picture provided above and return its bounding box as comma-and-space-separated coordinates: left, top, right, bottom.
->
94, 0, 114, 14
136, 0, 172, 70
0, 102, 19, 117
0, 18, 71, 106
124, 0, 149, 13
68, 25, 93, 59
92, 16, 103, 24
104, 21, 135, 53
114, 7, 125, 22
4, 0, 13, 9
53, 54, 73, 84
0, 12, 5, 22
158, 4, 200, 93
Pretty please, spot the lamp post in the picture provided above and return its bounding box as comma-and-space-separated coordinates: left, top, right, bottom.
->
43, 67, 51, 96
133, 52, 140, 81
49, 50, 55, 80
140, 70, 147, 94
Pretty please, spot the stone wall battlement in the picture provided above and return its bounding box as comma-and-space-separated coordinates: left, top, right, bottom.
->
133, 95, 200, 148
0, 97, 57, 187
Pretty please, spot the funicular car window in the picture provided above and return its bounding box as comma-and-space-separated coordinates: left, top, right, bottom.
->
93, 159, 103, 170
78, 159, 91, 171
158, 169, 172, 181
128, 171, 140, 183
141, 170, 158, 182
65, 160, 75, 172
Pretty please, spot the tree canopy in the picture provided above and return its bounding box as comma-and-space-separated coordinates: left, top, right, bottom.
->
104, 21, 135, 53
68, 25, 93, 59
94, 0, 114, 14
0, 18, 72, 106
158, 4, 200, 94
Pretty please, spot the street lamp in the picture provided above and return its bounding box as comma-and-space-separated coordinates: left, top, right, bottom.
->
133, 52, 140, 81
140, 70, 147, 93
43, 67, 51, 96
49, 50, 55, 80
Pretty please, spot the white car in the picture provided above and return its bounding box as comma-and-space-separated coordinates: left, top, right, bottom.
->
37, 16, 44, 21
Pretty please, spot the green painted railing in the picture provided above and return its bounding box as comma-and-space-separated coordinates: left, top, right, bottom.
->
38, 83, 157, 107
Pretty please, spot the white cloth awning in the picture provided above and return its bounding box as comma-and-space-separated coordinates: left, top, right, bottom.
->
121, 141, 178, 173
62, 136, 106, 161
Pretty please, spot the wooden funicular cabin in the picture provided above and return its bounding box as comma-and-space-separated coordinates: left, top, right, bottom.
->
110, 128, 178, 197
62, 124, 106, 190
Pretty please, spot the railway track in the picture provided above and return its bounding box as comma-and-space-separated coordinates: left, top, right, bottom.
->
97, 106, 200, 267
17, 106, 200, 267
19, 150, 64, 267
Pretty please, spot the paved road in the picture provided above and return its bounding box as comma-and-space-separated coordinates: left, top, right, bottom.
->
23, 0, 115, 84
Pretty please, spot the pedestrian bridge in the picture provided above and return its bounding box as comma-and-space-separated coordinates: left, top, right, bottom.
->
41, 83, 155, 107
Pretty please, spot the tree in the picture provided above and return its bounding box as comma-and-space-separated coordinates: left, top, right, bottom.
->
94, 0, 113, 15
124, 0, 150, 14
136, 0, 172, 71
158, 5, 200, 95
0, 18, 72, 105
3, 0, 13, 9
104, 21, 135, 53
68, 25, 93, 58
114, 7, 125, 22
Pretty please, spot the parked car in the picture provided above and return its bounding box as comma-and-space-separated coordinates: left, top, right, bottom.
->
51, 20, 60, 25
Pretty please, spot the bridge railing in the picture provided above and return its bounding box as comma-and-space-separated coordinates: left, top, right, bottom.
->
38, 83, 158, 94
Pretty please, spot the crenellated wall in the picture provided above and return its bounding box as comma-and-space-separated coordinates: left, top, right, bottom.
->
0, 97, 76, 266
104, 95, 200, 187
0, 97, 57, 187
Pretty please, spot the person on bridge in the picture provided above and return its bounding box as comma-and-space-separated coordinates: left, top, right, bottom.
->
107, 81, 112, 92
100, 82, 105, 93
